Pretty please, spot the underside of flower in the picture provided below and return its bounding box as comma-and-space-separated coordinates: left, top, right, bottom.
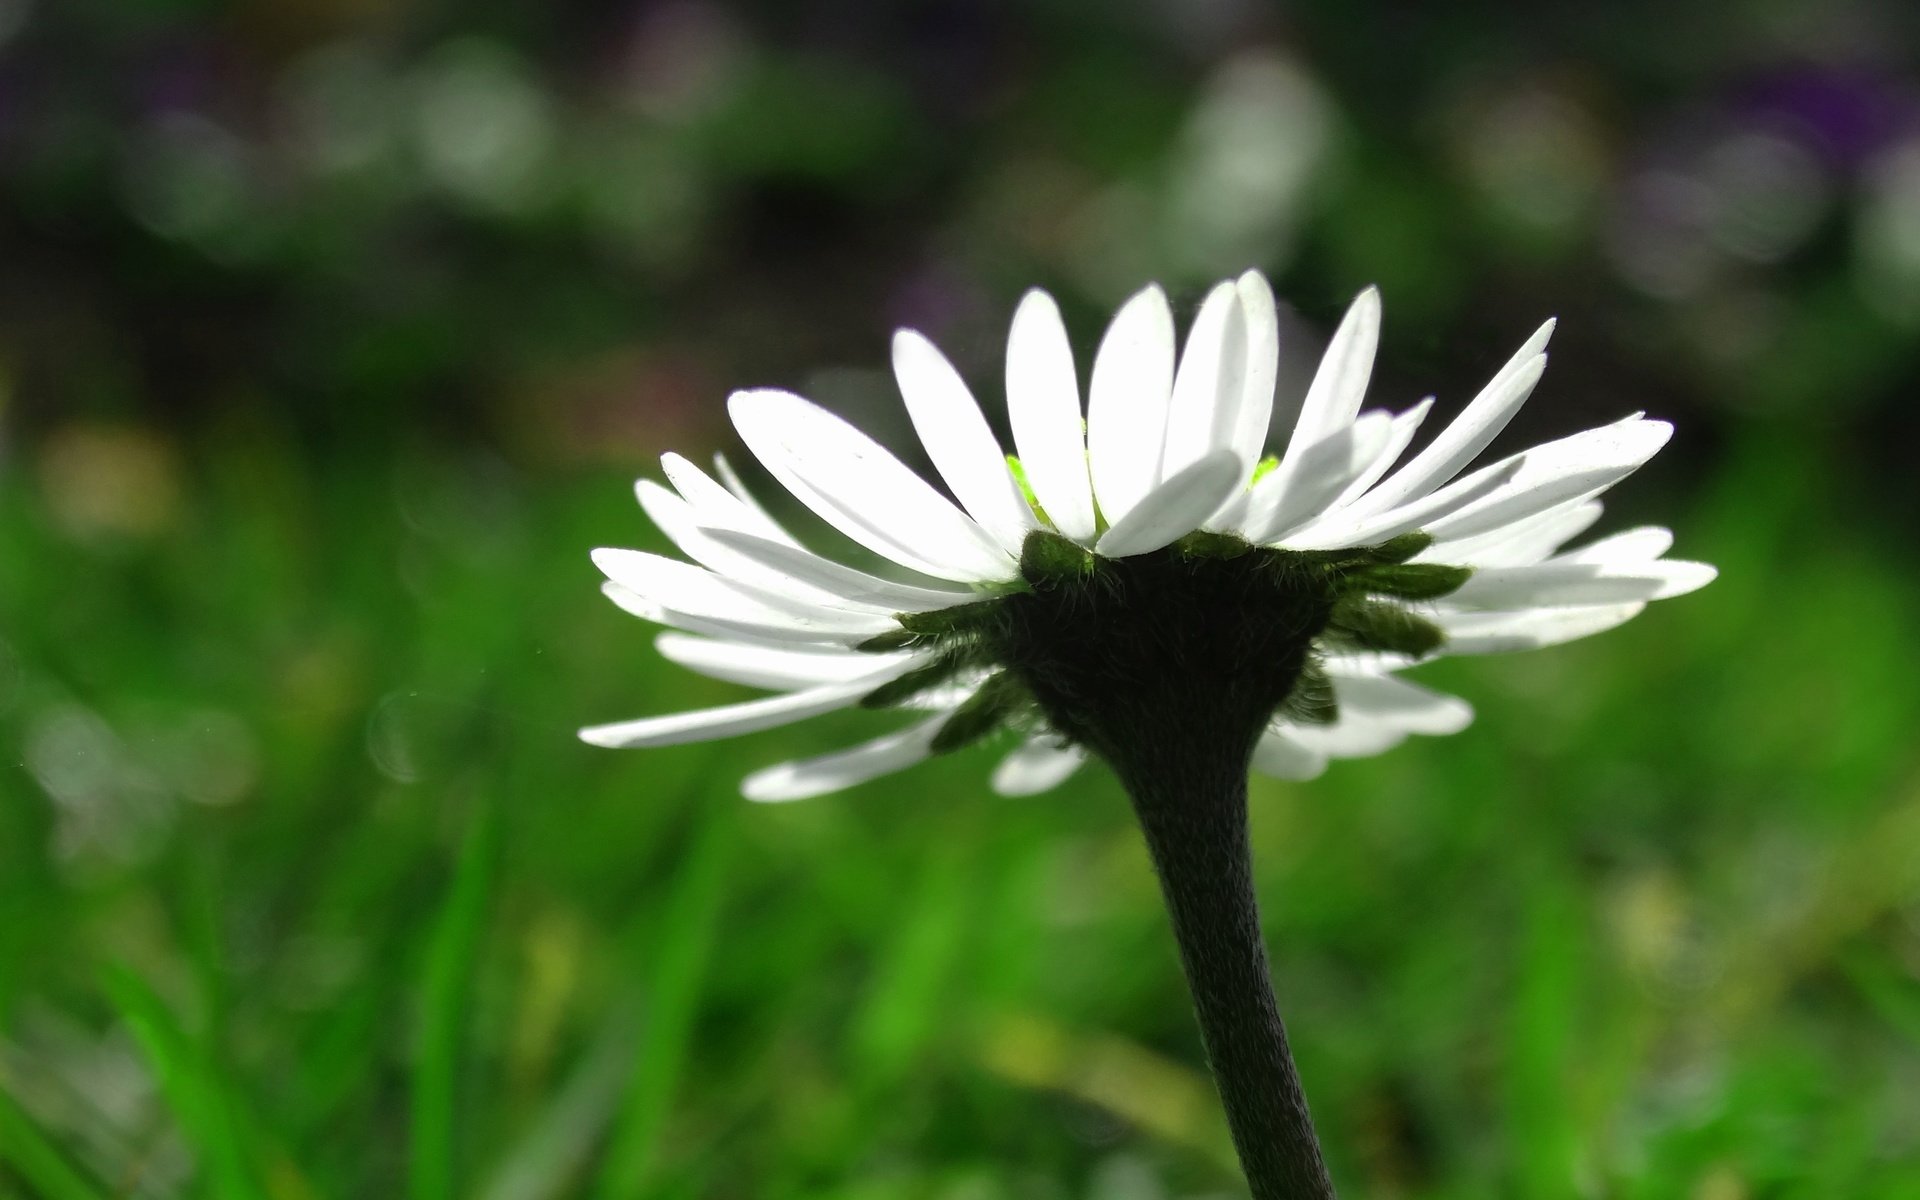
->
857, 525, 1468, 774
579, 271, 1714, 801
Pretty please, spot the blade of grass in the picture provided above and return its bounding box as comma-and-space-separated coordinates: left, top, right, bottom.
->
595, 804, 734, 1198
102, 966, 265, 1200
0, 1087, 108, 1200
1505, 867, 1583, 1198
477, 1009, 636, 1200
410, 805, 500, 1200
1839, 945, 1920, 1047
849, 845, 969, 1091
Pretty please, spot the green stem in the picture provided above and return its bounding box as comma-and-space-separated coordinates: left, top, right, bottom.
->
1118, 748, 1336, 1200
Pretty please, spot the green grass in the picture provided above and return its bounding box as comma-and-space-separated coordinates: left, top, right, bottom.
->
411, 806, 499, 1200
2, 426, 1918, 1198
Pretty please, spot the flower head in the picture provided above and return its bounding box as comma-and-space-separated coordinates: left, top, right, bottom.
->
581, 272, 1714, 800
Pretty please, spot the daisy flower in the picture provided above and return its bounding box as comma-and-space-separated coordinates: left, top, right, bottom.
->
580, 272, 1714, 802
580, 270, 1714, 1199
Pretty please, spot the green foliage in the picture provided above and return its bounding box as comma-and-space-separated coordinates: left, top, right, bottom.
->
411, 807, 499, 1200
0, 1090, 106, 1200
103, 966, 268, 1200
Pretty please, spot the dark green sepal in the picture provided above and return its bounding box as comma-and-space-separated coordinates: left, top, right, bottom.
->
898, 598, 1007, 638
859, 649, 973, 710
931, 672, 1024, 754
1020, 529, 1097, 584
1278, 659, 1338, 725
1176, 530, 1256, 560
1359, 531, 1432, 564
1287, 530, 1433, 570
856, 628, 927, 654
1345, 562, 1472, 601
1255, 551, 1342, 604
1325, 596, 1445, 656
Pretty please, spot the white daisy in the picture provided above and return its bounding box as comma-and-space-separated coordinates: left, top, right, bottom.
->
580, 272, 1714, 801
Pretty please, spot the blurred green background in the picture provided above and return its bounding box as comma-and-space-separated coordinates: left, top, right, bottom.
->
3, 0, 1920, 1196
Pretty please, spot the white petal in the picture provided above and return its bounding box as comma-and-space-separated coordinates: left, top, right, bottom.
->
729, 389, 1015, 583
741, 717, 947, 802
1444, 559, 1716, 609
602, 582, 860, 649
1327, 398, 1432, 512
1160, 282, 1248, 480
1095, 450, 1243, 559
1286, 287, 1380, 453
991, 738, 1087, 796
898, 674, 989, 712
661, 452, 798, 546
1086, 285, 1176, 525
1421, 418, 1673, 543
1321, 650, 1419, 676
1006, 290, 1096, 542
1229, 270, 1280, 473
893, 330, 1038, 554
637, 481, 888, 613
1347, 321, 1553, 516
1275, 452, 1522, 550
1562, 526, 1674, 564
699, 527, 975, 613
1643, 560, 1720, 599
580, 673, 903, 749
655, 633, 911, 691
592, 547, 893, 636
1245, 411, 1397, 543
1205, 487, 1253, 535
602, 580, 666, 622
711, 453, 751, 495
1433, 602, 1647, 655
1331, 672, 1474, 735
1284, 716, 1409, 758
1250, 730, 1328, 780
1422, 499, 1604, 567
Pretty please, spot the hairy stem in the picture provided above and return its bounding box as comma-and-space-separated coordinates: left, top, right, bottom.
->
1119, 750, 1336, 1200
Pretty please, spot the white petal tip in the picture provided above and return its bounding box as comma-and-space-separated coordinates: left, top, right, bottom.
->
989, 741, 1086, 796
891, 327, 932, 358
578, 724, 634, 748
741, 772, 813, 803
1016, 288, 1060, 316
1428, 701, 1476, 736
725, 387, 790, 423
1624, 419, 1676, 459
1657, 560, 1718, 598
